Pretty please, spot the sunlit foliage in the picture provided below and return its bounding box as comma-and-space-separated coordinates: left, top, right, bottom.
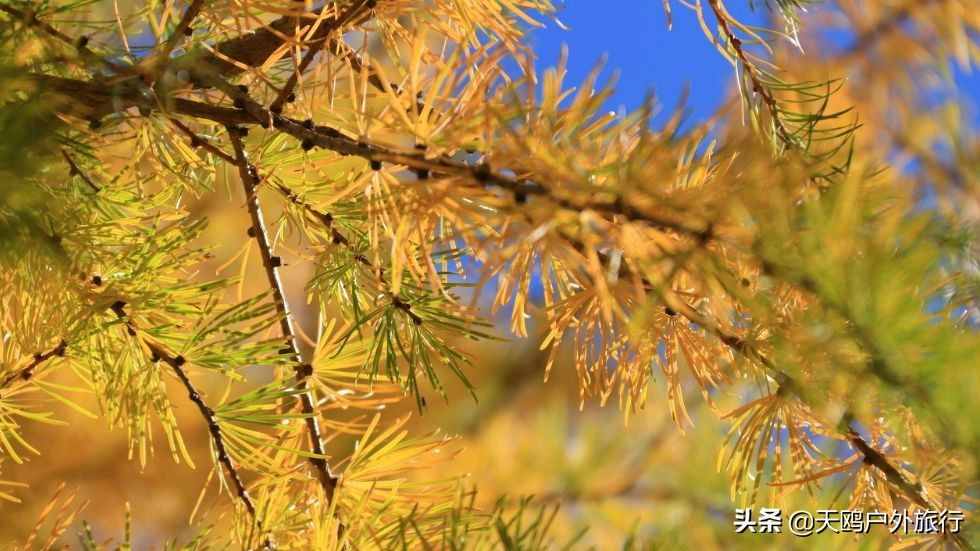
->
0, 0, 977, 548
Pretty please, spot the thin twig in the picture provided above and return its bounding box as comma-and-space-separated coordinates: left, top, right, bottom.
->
108, 301, 260, 519
226, 129, 340, 503
156, 0, 206, 62
61, 150, 100, 192
704, 0, 794, 147
0, 340, 67, 390
169, 118, 236, 163
271, 182, 423, 325
270, 0, 374, 113
0, 4, 126, 73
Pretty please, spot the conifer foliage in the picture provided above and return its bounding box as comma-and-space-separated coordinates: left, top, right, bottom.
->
0, 0, 977, 548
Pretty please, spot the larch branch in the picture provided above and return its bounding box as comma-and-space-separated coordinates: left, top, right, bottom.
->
169, 118, 236, 163
226, 130, 340, 504
156, 0, 207, 62
107, 301, 259, 520
61, 150, 100, 192
272, 182, 423, 325
28, 70, 710, 239
704, 0, 795, 147
0, 340, 68, 390
574, 233, 939, 514
665, 292, 938, 512
269, 0, 375, 113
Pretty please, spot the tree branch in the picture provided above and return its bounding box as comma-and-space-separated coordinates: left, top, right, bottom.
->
156, 0, 207, 63
107, 303, 255, 512
61, 149, 100, 192
658, 283, 939, 512
169, 118, 236, 163
226, 129, 340, 504
567, 231, 940, 514
185, 10, 322, 75
704, 0, 795, 147
29, 69, 711, 239
269, 0, 374, 113
107, 301, 260, 519
0, 340, 67, 390
0, 4, 126, 73
271, 181, 423, 325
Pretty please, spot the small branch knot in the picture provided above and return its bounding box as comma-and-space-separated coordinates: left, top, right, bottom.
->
298, 363, 314, 378
473, 163, 491, 182
110, 300, 127, 315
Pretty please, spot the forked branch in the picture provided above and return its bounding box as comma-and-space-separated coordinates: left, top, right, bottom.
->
270, 0, 376, 113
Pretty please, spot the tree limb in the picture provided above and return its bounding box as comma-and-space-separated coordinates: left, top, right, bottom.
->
108, 301, 261, 522
269, 0, 375, 113
61, 150, 100, 192
0, 340, 67, 390
226, 129, 340, 504
156, 0, 207, 63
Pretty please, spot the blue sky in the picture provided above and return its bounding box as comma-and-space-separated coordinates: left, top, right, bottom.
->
526, 2, 979, 128
527, 2, 761, 126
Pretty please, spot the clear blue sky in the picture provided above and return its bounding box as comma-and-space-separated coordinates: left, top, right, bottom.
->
527, 3, 979, 128
526, 3, 761, 126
